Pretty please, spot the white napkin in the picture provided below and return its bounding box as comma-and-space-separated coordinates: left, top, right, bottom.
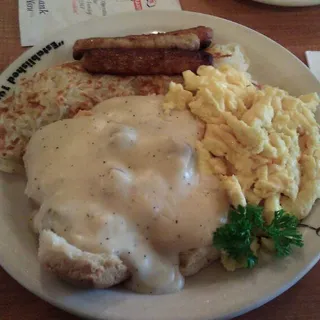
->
306, 51, 320, 82
18, 0, 182, 47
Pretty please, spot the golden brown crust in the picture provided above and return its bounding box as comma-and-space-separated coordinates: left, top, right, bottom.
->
73, 27, 213, 60
39, 230, 219, 289
39, 230, 130, 288
82, 48, 213, 75
73, 33, 201, 60
180, 247, 220, 277
165, 26, 213, 49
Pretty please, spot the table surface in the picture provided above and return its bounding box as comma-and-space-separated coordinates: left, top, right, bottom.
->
0, 0, 319, 319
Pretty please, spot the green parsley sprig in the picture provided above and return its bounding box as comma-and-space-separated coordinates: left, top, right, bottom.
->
213, 205, 304, 269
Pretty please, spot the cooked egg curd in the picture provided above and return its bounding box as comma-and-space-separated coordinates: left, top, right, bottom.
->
163, 64, 320, 222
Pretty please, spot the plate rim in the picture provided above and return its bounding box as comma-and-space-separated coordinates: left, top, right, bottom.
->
252, 0, 320, 7
0, 9, 320, 320
2, 253, 320, 320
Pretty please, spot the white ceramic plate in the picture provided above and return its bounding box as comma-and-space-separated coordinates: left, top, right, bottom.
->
253, 0, 320, 6
0, 10, 320, 320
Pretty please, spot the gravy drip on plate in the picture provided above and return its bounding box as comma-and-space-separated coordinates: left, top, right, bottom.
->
24, 96, 228, 294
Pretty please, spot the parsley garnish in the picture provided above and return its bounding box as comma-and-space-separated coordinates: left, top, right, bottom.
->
213, 205, 304, 269
267, 209, 304, 257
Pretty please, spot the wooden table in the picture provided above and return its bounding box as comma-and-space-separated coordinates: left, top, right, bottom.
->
0, 1, 319, 319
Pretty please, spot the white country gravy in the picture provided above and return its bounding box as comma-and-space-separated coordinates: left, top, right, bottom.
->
24, 95, 229, 294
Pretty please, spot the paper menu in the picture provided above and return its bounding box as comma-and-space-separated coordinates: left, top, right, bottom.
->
306, 51, 320, 82
19, 0, 182, 47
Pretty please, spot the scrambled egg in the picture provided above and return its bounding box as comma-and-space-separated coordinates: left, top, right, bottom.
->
163, 64, 320, 221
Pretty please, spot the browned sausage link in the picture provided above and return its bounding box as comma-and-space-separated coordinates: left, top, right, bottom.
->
73, 34, 201, 60
125, 26, 213, 49
165, 26, 213, 49
82, 48, 213, 76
